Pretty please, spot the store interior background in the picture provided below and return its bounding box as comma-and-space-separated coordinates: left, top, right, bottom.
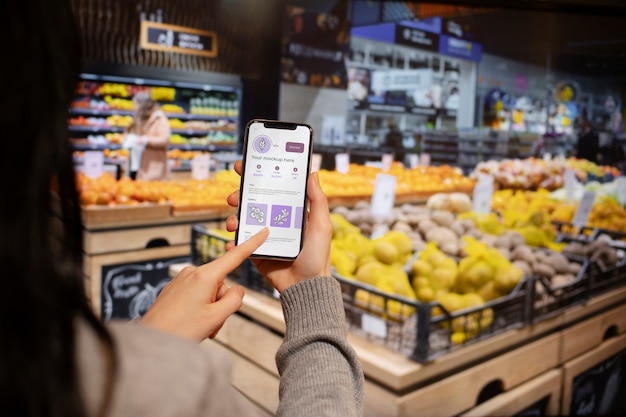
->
70, 0, 626, 172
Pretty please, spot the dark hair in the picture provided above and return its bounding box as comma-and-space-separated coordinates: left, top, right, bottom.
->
0, 2, 115, 417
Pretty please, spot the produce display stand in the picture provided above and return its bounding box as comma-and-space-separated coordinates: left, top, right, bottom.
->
168, 263, 626, 417
82, 204, 236, 319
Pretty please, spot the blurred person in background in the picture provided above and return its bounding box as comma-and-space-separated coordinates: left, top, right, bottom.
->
0, 2, 364, 417
574, 120, 599, 163
125, 91, 171, 180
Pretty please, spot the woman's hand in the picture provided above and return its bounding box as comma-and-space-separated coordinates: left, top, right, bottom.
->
225, 161, 332, 293
140, 227, 269, 341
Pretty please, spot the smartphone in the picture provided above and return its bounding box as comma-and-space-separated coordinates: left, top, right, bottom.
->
235, 119, 313, 260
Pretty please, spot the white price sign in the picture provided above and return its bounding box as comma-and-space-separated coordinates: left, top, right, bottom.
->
472, 176, 494, 214
408, 153, 420, 169
370, 173, 396, 221
361, 313, 387, 338
381, 153, 394, 172
191, 154, 210, 180
311, 153, 322, 173
83, 151, 104, 179
420, 153, 431, 167
572, 191, 596, 228
335, 153, 350, 174
543, 152, 552, 162
564, 169, 576, 202
617, 176, 626, 206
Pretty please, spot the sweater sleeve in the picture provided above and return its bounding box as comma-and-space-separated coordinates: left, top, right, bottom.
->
276, 277, 364, 417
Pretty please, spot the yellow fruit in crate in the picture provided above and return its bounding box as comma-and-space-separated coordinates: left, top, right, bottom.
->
355, 261, 386, 287
464, 260, 493, 288
416, 286, 436, 303
330, 249, 357, 278
451, 331, 467, 345
411, 259, 433, 277
493, 264, 523, 293
380, 230, 413, 256
373, 241, 399, 265
478, 281, 502, 302
438, 292, 464, 313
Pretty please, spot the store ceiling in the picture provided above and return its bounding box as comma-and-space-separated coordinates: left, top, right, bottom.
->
364, 1, 626, 82
457, 9, 626, 81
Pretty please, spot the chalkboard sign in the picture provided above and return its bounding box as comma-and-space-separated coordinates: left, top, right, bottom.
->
140, 21, 218, 58
569, 348, 626, 416
513, 396, 549, 417
101, 255, 189, 320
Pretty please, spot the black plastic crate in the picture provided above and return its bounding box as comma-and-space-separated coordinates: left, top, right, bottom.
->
530, 240, 626, 323
332, 272, 529, 363
190, 224, 277, 298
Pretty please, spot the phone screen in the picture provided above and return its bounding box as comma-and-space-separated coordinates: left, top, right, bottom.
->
235, 120, 313, 259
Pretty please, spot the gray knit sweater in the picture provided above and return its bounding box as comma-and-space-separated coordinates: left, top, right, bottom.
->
77, 276, 364, 416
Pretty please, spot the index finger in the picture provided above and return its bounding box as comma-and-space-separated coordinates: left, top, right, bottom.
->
197, 227, 269, 277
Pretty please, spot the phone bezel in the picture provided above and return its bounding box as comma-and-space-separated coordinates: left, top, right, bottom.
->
235, 119, 314, 261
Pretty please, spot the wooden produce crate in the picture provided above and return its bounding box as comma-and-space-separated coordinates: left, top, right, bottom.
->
81, 202, 171, 228
460, 369, 562, 417
332, 273, 530, 363
561, 303, 626, 364
561, 333, 626, 416
167, 263, 561, 417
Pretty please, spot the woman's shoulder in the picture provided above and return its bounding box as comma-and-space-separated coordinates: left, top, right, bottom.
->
78, 320, 232, 415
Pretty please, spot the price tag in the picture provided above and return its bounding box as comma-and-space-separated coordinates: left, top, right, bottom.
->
617, 176, 626, 206
83, 151, 104, 178
420, 153, 431, 167
543, 152, 552, 162
408, 153, 420, 169
572, 191, 596, 228
565, 169, 576, 202
381, 154, 394, 172
370, 174, 396, 221
335, 153, 350, 174
361, 313, 387, 338
311, 153, 322, 173
191, 154, 210, 180
472, 176, 494, 214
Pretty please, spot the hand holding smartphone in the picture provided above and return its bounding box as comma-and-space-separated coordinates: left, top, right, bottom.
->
235, 119, 313, 260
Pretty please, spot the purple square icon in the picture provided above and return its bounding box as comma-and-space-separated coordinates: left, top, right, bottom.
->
270, 205, 291, 228
294, 206, 304, 229
246, 203, 267, 226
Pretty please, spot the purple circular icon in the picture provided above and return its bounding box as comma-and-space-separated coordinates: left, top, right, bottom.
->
253, 135, 271, 154
275, 166, 280, 171
256, 164, 261, 169
293, 167, 298, 172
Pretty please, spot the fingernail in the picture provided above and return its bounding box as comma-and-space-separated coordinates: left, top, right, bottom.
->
312, 171, 320, 185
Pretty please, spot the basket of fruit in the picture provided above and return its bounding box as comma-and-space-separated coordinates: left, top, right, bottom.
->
190, 224, 276, 298
328, 210, 531, 363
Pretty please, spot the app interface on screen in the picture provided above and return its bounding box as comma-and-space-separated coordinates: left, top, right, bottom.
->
238, 122, 311, 258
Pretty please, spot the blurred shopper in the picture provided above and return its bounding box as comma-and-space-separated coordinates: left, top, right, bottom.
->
383, 118, 405, 161
0, 2, 364, 417
574, 120, 600, 163
125, 91, 171, 180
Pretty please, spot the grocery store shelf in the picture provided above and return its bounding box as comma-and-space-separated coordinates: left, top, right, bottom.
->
73, 143, 123, 151
171, 128, 236, 136
69, 125, 125, 133
69, 107, 238, 122
168, 143, 237, 152
72, 143, 236, 152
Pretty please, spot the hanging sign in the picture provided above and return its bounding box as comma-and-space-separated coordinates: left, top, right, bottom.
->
140, 21, 218, 58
